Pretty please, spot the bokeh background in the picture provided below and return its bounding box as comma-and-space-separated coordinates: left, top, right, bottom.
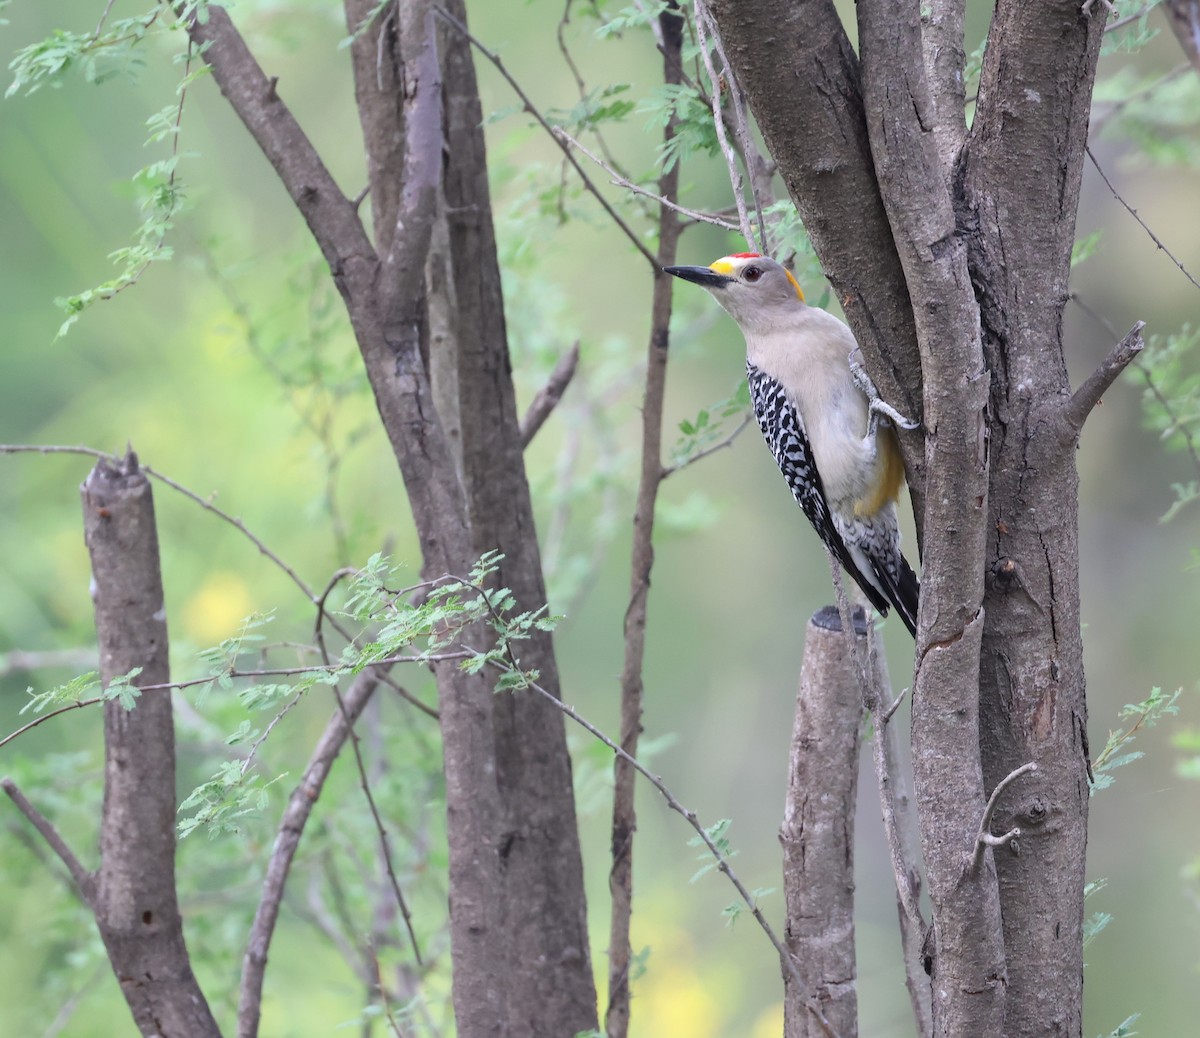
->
2, 2, 1198, 1035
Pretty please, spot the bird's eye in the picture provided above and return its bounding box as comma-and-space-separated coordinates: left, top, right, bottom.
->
743, 265, 762, 282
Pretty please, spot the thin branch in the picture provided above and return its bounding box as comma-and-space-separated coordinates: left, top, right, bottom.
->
133, 652, 470, 694
1135, 361, 1200, 474
41, 967, 106, 1038
693, 2, 757, 250
971, 762, 1038, 873
1071, 294, 1200, 479
239, 672, 383, 1037
433, 5, 659, 269
1062, 320, 1146, 435
552, 127, 740, 232
331, 680, 424, 969
661, 414, 751, 478
556, 0, 637, 190
314, 566, 359, 663
698, 1, 770, 248
520, 341, 581, 447
1105, 3, 1152, 33
0, 443, 111, 461
0, 697, 104, 753
1087, 145, 1200, 293
2, 778, 94, 900
606, 10, 685, 1037
143, 461, 320, 601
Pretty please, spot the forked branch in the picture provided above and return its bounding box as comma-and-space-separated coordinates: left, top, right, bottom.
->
970, 762, 1038, 873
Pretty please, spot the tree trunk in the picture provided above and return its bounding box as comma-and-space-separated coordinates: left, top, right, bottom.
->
963, 5, 1105, 1033
436, 2, 599, 1032
705, 1, 1108, 1033
781, 608, 862, 1038
83, 453, 222, 1038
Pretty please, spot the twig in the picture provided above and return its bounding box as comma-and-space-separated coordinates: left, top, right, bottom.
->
239, 690, 306, 778
1135, 361, 1200, 474
661, 414, 752, 477
1104, 3, 1151, 32
883, 683, 910, 724
971, 761, 1037, 872
697, 1, 770, 248
331, 680, 424, 969
238, 672, 385, 1036
93, 0, 118, 37
520, 341, 581, 447
0, 697, 104, 753
433, 4, 659, 268
1062, 321, 1145, 435
1, 778, 94, 900
132, 652, 470, 693
370, 941, 408, 1038
143, 461, 320, 602
552, 127, 740, 232
555, 0, 638, 194
1087, 145, 1200, 293
693, 2, 757, 250
0, 443, 111, 461
313, 565, 363, 662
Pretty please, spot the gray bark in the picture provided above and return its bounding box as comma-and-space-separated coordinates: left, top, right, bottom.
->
82, 452, 222, 1038
437, 1, 598, 1032
188, 3, 597, 1033
706, 0, 1110, 1034
963, 4, 1105, 1035
856, 3, 1003, 1034
781, 607, 862, 1038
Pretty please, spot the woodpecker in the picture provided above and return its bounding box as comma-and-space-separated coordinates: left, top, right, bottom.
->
665, 253, 920, 636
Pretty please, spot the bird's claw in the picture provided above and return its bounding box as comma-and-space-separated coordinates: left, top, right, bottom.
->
869, 397, 921, 431
849, 348, 920, 433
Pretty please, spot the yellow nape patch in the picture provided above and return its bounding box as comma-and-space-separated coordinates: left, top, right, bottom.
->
855, 428, 905, 517
783, 269, 806, 302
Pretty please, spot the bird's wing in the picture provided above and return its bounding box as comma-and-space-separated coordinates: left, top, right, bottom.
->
747, 363, 894, 620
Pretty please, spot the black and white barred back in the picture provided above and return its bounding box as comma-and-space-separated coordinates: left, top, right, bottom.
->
747, 362, 919, 635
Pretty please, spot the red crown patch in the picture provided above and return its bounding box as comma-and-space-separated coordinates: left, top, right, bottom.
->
729, 252, 761, 259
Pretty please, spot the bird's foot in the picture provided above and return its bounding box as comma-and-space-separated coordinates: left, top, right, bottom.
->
849, 348, 920, 435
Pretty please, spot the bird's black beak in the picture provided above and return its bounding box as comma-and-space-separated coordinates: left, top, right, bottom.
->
663, 265, 733, 289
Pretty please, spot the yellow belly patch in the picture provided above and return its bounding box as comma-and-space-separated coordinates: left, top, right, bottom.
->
854, 427, 905, 517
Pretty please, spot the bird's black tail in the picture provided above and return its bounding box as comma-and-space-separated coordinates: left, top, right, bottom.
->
887, 556, 920, 638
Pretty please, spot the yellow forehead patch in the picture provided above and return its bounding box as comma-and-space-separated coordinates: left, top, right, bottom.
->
706, 256, 806, 302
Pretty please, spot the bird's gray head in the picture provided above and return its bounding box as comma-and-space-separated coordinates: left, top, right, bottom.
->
664, 253, 806, 333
